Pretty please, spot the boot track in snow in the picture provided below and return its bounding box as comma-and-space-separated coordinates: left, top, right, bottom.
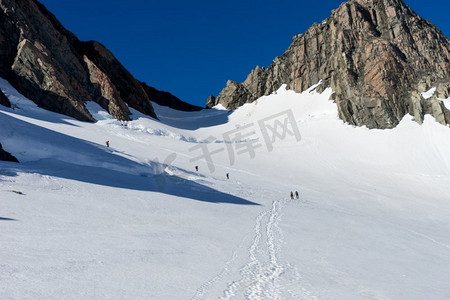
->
192, 197, 316, 299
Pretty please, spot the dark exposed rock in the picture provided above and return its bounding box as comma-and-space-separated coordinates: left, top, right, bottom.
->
0, 0, 187, 122
141, 82, 203, 112
77, 41, 157, 120
2, 0, 96, 121
205, 95, 216, 108
209, 0, 450, 129
0, 143, 18, 162
0, 89, 10, 107
82, 53, 131, 121
214, 80, 254, 110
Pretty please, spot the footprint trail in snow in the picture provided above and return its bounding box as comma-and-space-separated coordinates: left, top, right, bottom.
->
193, 197, 316, 299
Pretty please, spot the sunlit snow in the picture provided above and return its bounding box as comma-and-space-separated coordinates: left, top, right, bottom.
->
422, 87, 436, 99
1, 78, 450, 299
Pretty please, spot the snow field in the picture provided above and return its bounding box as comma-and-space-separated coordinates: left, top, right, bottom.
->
1, 79, 450, 299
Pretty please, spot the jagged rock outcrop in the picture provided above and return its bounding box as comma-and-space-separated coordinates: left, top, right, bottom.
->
0, 89, 10, 107
205, 95, 216, 108
141, 82, 203, 112
0, 0, 184, 122
208, 0, 450, 129
2, 0, 96, 121
0, 143, 18, 162
77, 41, 157, 119
82, 54, 132, 121
215, 80, 254, 110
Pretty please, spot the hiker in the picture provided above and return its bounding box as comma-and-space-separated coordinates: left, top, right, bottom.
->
290, 191, 294, 200
106, 140, 110, 147
195, 165, 198, 172
226, 173, 229, 179
295, 191, 299, 199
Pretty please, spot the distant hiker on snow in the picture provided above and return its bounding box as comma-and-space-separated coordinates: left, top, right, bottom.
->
295, 191, 299, 199
195, 165, 198, 172
290, 191, 294, 200
106, 140, 110, 147
226, 173, 229, 179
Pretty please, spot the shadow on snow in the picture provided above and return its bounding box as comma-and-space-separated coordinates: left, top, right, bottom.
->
0, 113, 258, 206
153, 106, 232, 130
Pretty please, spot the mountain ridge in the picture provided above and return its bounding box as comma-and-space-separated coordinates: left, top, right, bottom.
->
0, 0, 201, 123
207, 0, 450, 129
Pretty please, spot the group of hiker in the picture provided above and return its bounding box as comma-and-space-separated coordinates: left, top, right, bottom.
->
194, 165, 300, 199
103, 144, 300, 199
195, 165, 230, 180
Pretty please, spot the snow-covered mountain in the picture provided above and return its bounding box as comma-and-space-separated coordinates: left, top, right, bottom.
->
2, 77, 450, 299
208, 0, 450, 129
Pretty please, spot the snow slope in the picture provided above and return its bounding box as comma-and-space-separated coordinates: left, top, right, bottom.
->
1, 78, 450, 299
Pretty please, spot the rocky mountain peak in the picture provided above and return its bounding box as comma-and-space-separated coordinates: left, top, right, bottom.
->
208, 0, 450, 129
0, 0, 201, 123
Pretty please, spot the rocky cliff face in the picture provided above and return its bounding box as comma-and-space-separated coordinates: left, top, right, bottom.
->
1, 0, 95, 121
208, 0, 450, 129
76, 41, 159, 119
0, 0, 190, 122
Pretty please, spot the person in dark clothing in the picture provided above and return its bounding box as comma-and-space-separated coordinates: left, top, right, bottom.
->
226, 173, 229, 179
295, 191, 299, 199
290, 191, 294, 200
106, 140, 110, 147
195, 166, 198, 172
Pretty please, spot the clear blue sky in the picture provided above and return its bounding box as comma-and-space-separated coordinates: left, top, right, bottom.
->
38, 0, 449, 107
